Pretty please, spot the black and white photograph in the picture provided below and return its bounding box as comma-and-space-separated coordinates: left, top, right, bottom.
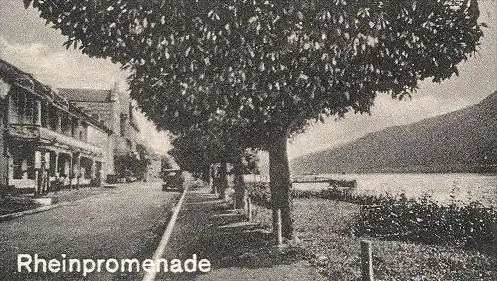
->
0, 0, 495, 280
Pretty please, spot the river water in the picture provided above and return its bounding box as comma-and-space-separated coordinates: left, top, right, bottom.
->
290, 173, 497, 207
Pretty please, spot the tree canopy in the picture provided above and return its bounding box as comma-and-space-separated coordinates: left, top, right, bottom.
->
24, 0, 485, 238
25, 0, 483, 138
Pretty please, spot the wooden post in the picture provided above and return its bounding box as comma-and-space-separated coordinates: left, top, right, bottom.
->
54, 152, 59, 178
361, 240, 374, 281
35, 100, 42, 126
34, 151, 41, 197
246, 197, 252, 221
34, 170, 40, 197
56, 110, 62, 132
90, 159, 96, 186
68, 153, 73, 188
277, 208, 283, 245
53, 152, 60, 191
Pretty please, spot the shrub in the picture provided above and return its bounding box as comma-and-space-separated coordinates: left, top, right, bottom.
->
359, 195, 497, 250
246, 182, 497, 251
246, 182, 272, 208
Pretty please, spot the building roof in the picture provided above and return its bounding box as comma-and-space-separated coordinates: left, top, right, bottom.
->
0, 59, 112, 133
57, 88, 113, 102
58, 87, 143, 137
0, 58, 29, 82
0, 59, 70, 107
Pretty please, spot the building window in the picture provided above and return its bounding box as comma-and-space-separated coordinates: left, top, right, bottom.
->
81, 158, 92, 179
61, 113, 70, 135
10, 91, 20, 123
27, 153, 36, 180
71, 117, 79, 137
49, 152, 57, 176
80, 122, 88, 141
25, 95, 34, 125
16, 91, 23, 121
12, 155, 24, 179
49, 106, 58, 131
11, 90, 30, 124
57, 154, 67, 177
41, 101, 49, 127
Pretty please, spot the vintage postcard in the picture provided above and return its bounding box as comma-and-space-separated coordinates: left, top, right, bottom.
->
0, 0, 495, 280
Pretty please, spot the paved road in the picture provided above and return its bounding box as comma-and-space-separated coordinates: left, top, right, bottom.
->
0, 181, 180, 281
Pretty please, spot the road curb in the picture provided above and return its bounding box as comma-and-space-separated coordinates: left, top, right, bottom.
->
142, 184, 190, 281
0, 191, 109, 222
0, 201, 68, 222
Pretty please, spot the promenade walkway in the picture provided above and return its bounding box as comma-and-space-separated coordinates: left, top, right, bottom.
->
155, 186, 325, 281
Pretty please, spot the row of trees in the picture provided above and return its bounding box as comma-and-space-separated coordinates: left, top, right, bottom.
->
24, 0, 484, 239
168, 115, 259, 208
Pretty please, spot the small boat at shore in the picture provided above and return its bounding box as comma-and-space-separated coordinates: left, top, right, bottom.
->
328, 179, 357, 189
292, 176, 357, 189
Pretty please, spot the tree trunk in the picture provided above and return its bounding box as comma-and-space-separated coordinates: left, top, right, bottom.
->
233, 153, 246, 209
268, 131, 293, 240
218, 161, 228, 201
209, 164, 218, 195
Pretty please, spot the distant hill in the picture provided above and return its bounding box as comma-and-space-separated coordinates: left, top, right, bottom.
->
291, 92, 497, 174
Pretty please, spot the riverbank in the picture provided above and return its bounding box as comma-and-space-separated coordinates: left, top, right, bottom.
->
289, 172, 497, 207
250, 197, 496, 280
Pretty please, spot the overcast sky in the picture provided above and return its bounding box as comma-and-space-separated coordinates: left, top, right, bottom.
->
0, 0, 495, 158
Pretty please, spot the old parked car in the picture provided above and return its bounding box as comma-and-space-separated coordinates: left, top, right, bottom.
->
161, 169, 184, 191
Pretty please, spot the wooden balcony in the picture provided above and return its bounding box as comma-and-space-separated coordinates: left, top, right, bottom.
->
7, 124, 104, 158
